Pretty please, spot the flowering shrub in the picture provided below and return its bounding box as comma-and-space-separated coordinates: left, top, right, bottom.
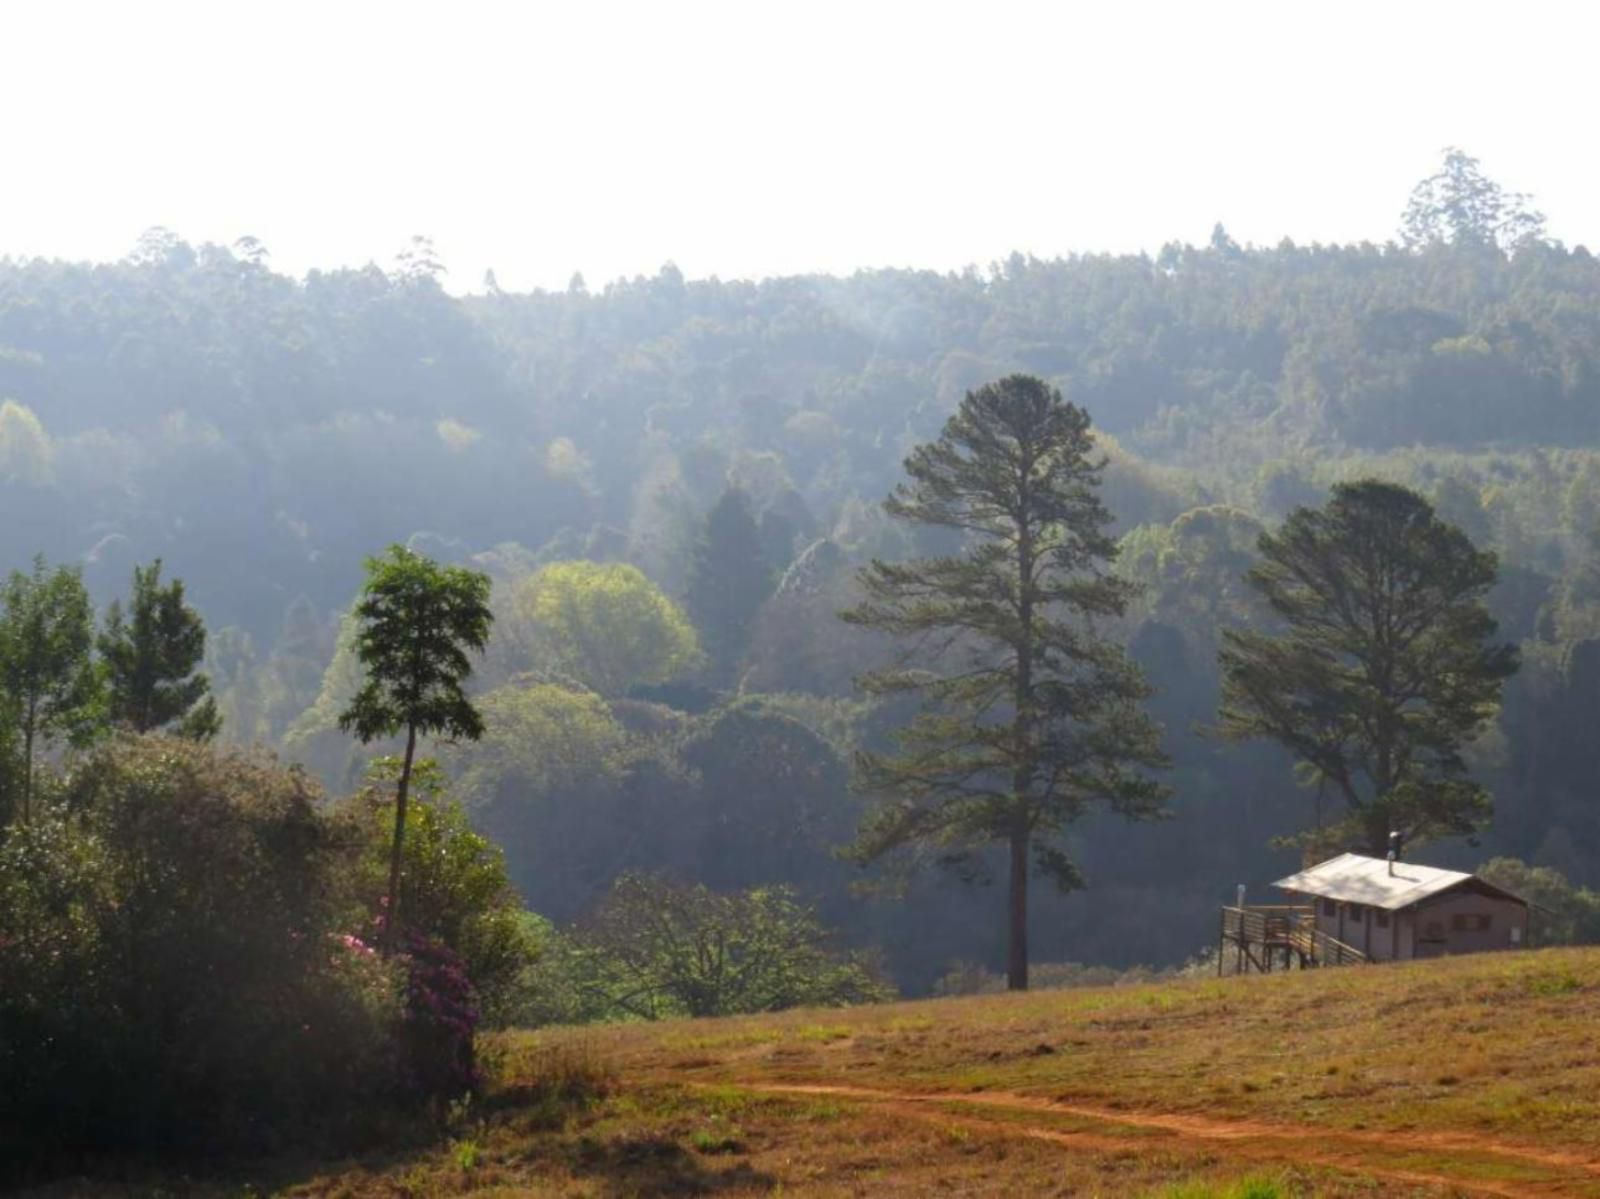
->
402, 930, 482, 1099
342, 760, 538, 1023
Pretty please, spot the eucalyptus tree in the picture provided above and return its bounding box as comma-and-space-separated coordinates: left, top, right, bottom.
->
1400, 146, 1546, 250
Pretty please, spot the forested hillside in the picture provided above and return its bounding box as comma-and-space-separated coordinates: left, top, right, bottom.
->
6, 160, 1600, 990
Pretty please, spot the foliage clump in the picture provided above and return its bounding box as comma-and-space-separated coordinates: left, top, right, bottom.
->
0, 737, 401, 1153
1476, 858, 1600, 946
558, 873, 891, 1020
501, 560, 702, 696
0, 732, 543, 1165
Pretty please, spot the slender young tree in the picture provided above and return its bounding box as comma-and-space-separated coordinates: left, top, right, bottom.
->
99, 559, 220, 740
842, 375, 1169, 991
0, 557, 101, 823
684, 488, 774, 687
1219, 480, 1519, 855
339, 546, 493, 952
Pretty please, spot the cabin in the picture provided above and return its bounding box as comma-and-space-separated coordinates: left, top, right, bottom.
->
1218, 852, 1530, 974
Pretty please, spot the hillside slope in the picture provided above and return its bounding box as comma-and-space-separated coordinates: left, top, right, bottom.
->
27, 947, 1600, 1196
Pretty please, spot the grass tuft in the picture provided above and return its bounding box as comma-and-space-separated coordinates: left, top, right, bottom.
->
1153, 1174, 1285, 1198
1524, 969, 1582, 996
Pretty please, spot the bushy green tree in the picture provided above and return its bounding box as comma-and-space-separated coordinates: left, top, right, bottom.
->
843, 375, 1169, 990
573, 873, 890, 1019
504, 560, 701, 696
448, 681, 676, 925
1220, 480, 1519, 854
0, 557, 101, 823
339, 546, 493, 951
99, 559, 219, 740
1476, 857, 1600, 946
454, 682, 630, 802
680, 697, 853, 892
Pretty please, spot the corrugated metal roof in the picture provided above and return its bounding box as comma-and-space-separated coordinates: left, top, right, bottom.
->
1272, 852, 1519, 911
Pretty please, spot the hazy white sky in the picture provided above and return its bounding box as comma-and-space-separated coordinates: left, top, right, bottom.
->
3, 0, 1596, 292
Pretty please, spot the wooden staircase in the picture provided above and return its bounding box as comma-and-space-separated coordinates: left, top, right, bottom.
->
1218, 905, 1366, 974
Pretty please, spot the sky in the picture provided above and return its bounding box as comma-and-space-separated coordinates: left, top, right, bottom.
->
3, 0, 1597, 293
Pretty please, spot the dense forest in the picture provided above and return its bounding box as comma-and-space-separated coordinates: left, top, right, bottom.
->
5, 152, 1600, 997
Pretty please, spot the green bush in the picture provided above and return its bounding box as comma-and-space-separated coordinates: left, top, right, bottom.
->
0, 737, 403, 1155
569, 873, 893, 1020
1477, 857, 1600, 945
488, 912, 620, 1027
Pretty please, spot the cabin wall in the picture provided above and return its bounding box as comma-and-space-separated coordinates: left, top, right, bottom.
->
1302, 890, 1525, 960
1314, 898, 1340, 941
1411, 892, 1528, 957
1364, 906, 1399, 959
1313, 897, 1394, 957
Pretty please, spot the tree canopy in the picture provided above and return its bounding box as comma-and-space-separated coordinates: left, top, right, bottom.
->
1220, 480, 1519, 854
504, 560, 701, 696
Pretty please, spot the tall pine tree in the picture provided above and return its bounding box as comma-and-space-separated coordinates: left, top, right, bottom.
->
842, 375, 1168, 991
685, 488, 774, 688
100, 560, 220, 740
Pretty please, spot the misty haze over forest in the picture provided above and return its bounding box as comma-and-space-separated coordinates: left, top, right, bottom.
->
3, 146, 1600, 993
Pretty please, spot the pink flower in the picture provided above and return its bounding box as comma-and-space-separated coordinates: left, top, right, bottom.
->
335, 932, 376, 957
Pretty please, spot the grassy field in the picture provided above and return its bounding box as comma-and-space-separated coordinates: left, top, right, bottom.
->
21, 947, 1600, 1197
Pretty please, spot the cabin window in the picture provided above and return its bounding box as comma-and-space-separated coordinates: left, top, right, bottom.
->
1423, 920, 1445, 940
1322, 899, 1337, 917
1451, 913, 1491, 933
1375, 910, 1391, 929
1347, 904, 1364, 923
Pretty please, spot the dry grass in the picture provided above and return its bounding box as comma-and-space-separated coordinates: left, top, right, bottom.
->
16, 947, 1600, 1196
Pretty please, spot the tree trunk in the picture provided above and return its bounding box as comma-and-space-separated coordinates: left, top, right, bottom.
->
382, 723, 419, 955
21, 712, 34, 826
1007, 828, 1029, 991
1008, 457, 1036, 994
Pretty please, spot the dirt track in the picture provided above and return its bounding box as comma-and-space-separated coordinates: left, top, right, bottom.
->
721, 1080, 1600, 1197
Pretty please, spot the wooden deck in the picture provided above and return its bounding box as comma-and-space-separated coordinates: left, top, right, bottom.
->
1218, 904, 1367, 975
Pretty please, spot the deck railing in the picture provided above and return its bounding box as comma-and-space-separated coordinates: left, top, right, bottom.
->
1219, 905, 1367, 971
